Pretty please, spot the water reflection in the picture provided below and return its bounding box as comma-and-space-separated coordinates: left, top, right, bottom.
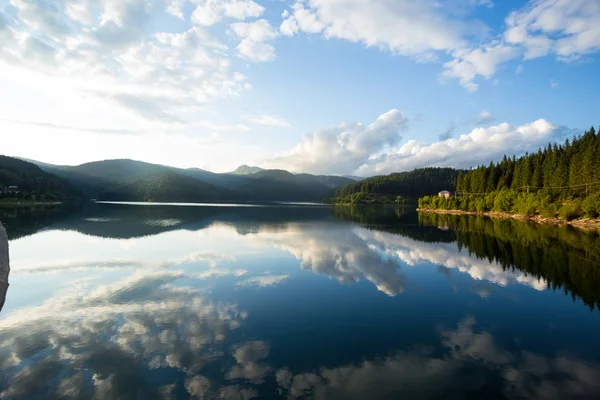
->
0, 222, 7, 312
1, 204, 600, 399
275, 316, 600, 399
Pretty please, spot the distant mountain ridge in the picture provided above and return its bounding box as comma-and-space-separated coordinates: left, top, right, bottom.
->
230, 165, 264, 175
24, 158, 354, 203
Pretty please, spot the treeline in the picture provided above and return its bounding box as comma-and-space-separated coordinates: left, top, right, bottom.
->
419, 126, 600, 220
418, 213, 600, 310
333, 168, 460, 204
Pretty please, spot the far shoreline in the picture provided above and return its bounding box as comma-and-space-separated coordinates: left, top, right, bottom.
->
416, 208, 600, 232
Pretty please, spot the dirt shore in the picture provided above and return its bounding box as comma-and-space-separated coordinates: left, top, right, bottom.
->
416, 208, 600, 232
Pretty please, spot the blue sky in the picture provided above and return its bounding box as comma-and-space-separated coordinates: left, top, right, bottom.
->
1, 0, 599, 175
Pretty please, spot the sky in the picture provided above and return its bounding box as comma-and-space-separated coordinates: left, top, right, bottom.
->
0, 0, 599, 176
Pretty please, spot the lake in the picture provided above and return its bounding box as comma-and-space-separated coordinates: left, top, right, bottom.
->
1, 203, 600, 399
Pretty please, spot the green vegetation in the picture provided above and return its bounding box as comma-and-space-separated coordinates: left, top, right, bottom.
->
0, 155, 81, 204
30, 159, 353, 203
418, 126, 600, 221
333, 168, 461, 204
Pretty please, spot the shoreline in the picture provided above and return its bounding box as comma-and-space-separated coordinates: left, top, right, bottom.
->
0, 201, 63, 207
416, 208, 600, 231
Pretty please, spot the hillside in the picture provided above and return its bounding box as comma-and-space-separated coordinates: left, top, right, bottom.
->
29, 159, 353, 203
237, 169, 354, 201
96, 170, 245, 203
333, 168, 461, 204
0, 155, 81, 202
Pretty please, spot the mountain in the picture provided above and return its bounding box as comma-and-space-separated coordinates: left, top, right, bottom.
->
0, 155, 81, 201
34, 159, 244, 202
27, 158, 353, 203
333, 167, 462, 204
235, 169, 354, 201
229, 165, 264, 175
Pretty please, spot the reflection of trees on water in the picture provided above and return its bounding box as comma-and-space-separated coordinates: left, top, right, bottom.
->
335, 206, 600, 311
0, 222, 8, 313
418, 213, 600, 310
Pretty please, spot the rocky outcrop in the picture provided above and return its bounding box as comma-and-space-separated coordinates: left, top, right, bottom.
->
0, 221, 8, 312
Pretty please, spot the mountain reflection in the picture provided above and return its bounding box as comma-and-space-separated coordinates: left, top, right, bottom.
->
0, 222, 7, 312
2, 204, 600, 398
4, 203, 600, 305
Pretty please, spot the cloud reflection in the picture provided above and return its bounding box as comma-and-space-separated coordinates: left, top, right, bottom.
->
275, 317, 600, 399
0, 271, 247, 398
245, 223, 545, 296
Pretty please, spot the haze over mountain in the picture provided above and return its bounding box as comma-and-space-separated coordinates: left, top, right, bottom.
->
230, 165, 264, 175
18, 157, 357, 203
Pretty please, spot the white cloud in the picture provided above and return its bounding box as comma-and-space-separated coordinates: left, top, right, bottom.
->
230, 19, 278, 62
246, 114, 291, 128
223, 0, 264, 20
505, 0, 600, 60
516, 64, 524, 73
279, 0, 471, 57
165, 0, 186, 19
357, 118, 570, 175
0, 1, 251, 126
265, 109, 408, 175
443, 43, 519, 91
276, 0, 600, 91
191, 0, 264, 26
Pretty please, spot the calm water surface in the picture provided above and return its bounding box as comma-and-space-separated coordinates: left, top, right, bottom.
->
1, 203, 600, 399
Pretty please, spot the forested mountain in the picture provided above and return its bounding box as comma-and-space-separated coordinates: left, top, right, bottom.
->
95, 171, 246, 203
28, 158, 353, 203
333, 168, 461, 204
0, 156, 81, 201
236, 169, 354, 201
419, 126, 600, 220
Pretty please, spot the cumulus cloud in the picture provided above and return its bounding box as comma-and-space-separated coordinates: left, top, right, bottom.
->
191, 0, 265, 26
279, 0, 471, 58
268, 111, 572, 176
230, 19, 278, 62
277, 0, 600, 91
265, 109, 408, 175
504, 0, 600, 61
442, 43, 519, 91
356, 118, 572, 176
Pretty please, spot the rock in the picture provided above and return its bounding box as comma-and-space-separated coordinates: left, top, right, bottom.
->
0, 221, 8, 312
